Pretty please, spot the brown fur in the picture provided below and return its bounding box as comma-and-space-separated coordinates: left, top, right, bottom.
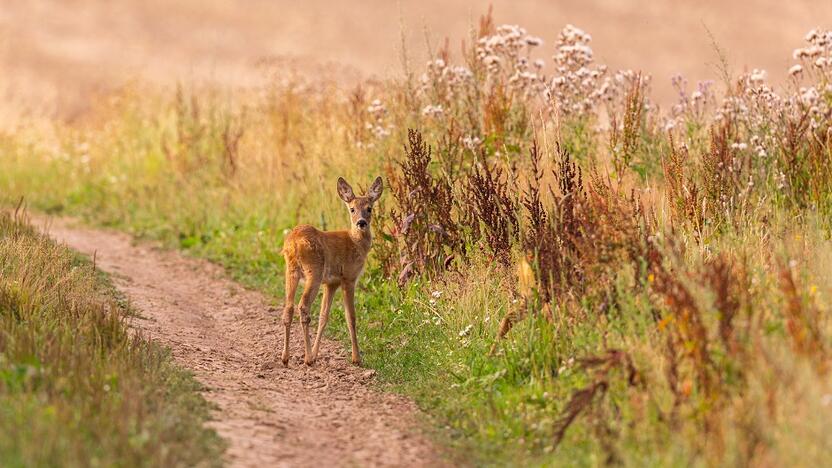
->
281, 176, 383, 366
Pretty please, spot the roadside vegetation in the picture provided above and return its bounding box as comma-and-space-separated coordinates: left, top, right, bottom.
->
1, 11, 831, 466
0, 209, 224, 467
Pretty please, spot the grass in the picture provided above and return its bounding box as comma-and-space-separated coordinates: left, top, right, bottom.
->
1, 16, 832, 467
0, 210, 224, 467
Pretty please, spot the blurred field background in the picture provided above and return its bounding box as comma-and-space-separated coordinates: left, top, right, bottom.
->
1, 0, 830, 120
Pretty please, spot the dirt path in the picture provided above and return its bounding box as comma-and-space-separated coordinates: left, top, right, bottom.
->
36, 216, 444, 468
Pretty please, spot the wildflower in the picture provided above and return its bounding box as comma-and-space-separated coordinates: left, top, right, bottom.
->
431, 290, 443, 299
788, 64, 803, 76
483, 55, 502, 67
458, 324, 473, 337
793, 46, 823, 59
369, 124, 392, 139
367, 99, 386, 115
524, 35, 543, 47
421, 104, 445, 118
462, 135, 482, 150
562, 24, 591, 43
800, 87, 820, 105
749, 69, 767, 84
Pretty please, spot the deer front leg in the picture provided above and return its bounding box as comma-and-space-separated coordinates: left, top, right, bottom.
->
282, 271, 300, 366
310, 283, 338, 363
298, 271, 322, 366
342, 281, 361, 365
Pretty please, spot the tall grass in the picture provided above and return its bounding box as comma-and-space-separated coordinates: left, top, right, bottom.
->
1, 14, 831, 466
0, 210, 224, 467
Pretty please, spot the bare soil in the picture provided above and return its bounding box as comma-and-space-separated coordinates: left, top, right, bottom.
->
36, 216, 444, 468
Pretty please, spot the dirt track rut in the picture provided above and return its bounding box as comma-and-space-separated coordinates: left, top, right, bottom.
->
37, 217, 443, 468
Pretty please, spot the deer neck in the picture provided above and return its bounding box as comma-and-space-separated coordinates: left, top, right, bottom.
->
349, 227, 373, 254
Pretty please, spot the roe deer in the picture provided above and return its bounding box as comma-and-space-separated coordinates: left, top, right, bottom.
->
281, 176, 383, 366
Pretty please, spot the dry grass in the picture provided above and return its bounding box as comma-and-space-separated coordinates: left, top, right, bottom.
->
1, 16, 832, 467
0, 210, 223, 466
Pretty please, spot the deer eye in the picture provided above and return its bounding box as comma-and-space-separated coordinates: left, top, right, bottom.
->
350, 208, 355, 213
367, 207, 372, 213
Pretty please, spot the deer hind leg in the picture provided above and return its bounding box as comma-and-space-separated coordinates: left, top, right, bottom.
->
282, 269, 301, 366
310, 283, 339, 363
342, 281, 361, 365
298, 269, 322, 366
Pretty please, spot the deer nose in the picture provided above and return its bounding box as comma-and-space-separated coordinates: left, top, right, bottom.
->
356, 219, 368, 228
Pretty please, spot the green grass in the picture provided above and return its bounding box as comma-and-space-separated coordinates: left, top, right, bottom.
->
0, 211, 224, 467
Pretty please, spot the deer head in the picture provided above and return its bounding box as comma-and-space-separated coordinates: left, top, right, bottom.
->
337, 176, 383, 232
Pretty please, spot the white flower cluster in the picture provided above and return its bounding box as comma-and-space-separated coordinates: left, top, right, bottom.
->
414, 22, 647, 136
545, 24, 611, 118
462, 135, 482, 151
367, 98, 386, 115
421, 104, 445, 118
360, 99, 392, 147
749, 135, 768, 159
714, 70, 781, 126
476, 24, 546, 97
713, 70, 782, 162
706, 27, 832, 195
667, 75, 715, 130
607, 69, 652, 108
419, 58, 475, 104
793, 29, 832, 72
789, 64, 804, 77
789, 28, 832, 129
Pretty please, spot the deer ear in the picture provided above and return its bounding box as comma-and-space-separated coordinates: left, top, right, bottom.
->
368, 176, 384, 202
337, 177, 355, 202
